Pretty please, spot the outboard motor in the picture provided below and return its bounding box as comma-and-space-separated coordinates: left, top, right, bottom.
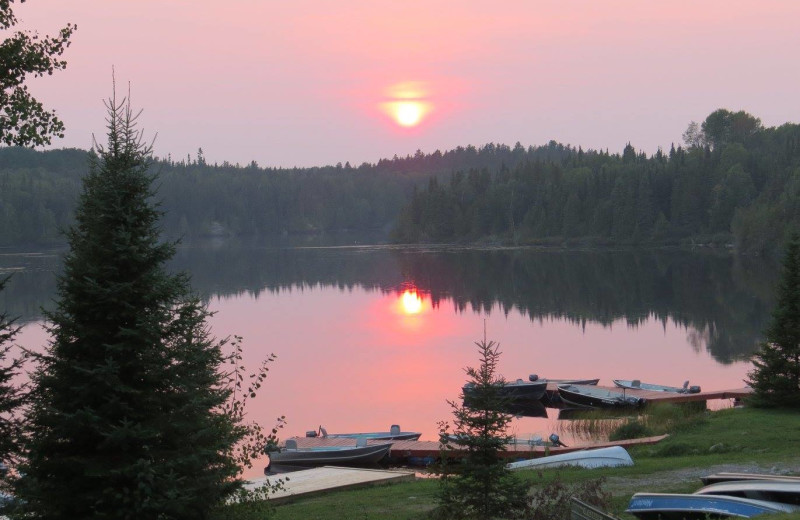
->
529, 374, 539, 382
305, 430, 318, 438
548, 433, 567, 447
688, 385, 701, 394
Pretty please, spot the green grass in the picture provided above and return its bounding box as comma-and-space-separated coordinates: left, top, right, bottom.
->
239, 407, 800, 520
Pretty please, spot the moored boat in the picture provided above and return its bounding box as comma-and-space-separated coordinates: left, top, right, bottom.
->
625, 492, 798, 519
307, 424, 421, 441
528, 374, 601, 386
463, 379, 547, 402
506, 446, 633, 471
613, 379, 701, 394
558, 384, 646, 409
266, 438, 392, 469
694, 479, 800, 506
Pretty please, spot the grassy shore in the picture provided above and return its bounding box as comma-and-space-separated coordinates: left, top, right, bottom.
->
242, 406, 800, 520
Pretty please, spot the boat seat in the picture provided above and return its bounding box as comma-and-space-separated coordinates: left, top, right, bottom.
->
356, 437, 367, 447
631, 380, 641, 388
285, 439, 298, 450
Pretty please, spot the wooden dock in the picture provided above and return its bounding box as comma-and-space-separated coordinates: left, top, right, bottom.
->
288, 434, 669, 463
244, 466, 415, 503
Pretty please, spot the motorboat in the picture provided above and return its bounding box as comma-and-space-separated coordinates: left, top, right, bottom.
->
694, 479, 800, 506
558, 384, 646, 409
463, 379, 547, 402
528, 374, 600, 386
625, 492, 798, 519
700, 472, 800, 485
266, 438, 392, 469
306, 424, 421, 441
613, 379, 701, 394
534, 375, 600, 405
506, 446, 633, 471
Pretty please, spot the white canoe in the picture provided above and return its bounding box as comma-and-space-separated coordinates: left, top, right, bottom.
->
506, 445, 633, 471
694, 479, 800, 506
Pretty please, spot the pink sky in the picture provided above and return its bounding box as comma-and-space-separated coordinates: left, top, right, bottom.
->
15, 0, 800, 167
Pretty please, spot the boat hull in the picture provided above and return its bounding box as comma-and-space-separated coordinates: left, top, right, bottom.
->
613, 379, 701, 394
694, 479, 800, 506
325, 431, 421, 441
463, 380, 547, 402
506, 446, 633, 471
626, 492, 798, 519
267, 443, 392, 468
700, 472, 800, 485
558, 384, 645, 409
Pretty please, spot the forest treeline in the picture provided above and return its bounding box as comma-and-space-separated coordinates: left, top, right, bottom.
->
2, 109, 799, 253
393, 110, 800, 254
0, 141, 543, 245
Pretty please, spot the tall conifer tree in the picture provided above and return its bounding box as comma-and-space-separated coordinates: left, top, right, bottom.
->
0, 277, 24, 481
748, 234, 800, 407
16, 90, 243, 519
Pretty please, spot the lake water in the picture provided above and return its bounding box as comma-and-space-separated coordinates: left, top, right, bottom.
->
1, 242, 777, 478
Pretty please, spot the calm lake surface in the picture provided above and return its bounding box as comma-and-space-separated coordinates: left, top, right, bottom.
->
1, 242, 778, 478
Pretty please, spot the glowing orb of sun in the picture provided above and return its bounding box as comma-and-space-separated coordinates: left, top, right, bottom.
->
380, 81, 433, 128
395, 102, 424, 127
401, 290, 423, 315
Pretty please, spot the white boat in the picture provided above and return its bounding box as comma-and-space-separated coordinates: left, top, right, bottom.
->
626, 492, 798, 519
307, 424, 421, 441
694, 479, 800, 506
506, 445, 633, 471
613, 379, 701, 394
700, 472, 800, 485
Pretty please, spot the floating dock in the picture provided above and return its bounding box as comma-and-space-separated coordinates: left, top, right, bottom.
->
288, 434, 669, 463
245, 466, 415, 503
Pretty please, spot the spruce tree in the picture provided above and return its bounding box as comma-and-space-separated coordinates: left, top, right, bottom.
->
748, 234, 800, 407
436, 340, 529, 520
15, 92, 244, 519
0, 277, 24, 482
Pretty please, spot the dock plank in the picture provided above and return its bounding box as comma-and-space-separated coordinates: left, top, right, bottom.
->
245, 466, 415, 503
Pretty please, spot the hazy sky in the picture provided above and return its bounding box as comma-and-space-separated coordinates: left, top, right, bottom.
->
17, 0, 800, 168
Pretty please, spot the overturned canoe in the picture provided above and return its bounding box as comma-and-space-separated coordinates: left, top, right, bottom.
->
506, 446, 633, 471
700, 472, 800, 485
626, 492, 798, 519
694, 479, 800, 506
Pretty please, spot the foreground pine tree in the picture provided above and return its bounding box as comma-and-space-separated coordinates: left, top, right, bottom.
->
748, 234, 800, 407
0, 277, 24, 481
15, 92, 244, 520
436, 340, 529, 520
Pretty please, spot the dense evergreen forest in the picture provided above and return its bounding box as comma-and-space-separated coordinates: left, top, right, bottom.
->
393, 110, 800, 254
1, 109, 799, 253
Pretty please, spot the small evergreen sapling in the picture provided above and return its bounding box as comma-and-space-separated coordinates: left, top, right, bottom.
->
435, 340, 529, 520
748, 234, 800, 407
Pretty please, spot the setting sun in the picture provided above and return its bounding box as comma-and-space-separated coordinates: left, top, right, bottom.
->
401, 290, 423, 314
395, 102, 424, 127
380, 81, 433, 129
